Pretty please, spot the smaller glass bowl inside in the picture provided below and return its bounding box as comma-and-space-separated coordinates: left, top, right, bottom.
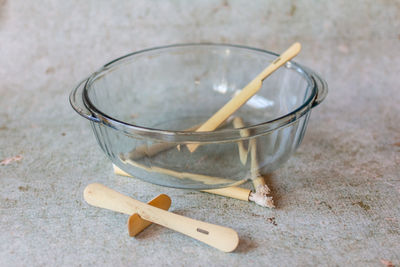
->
70, 44, 327, 189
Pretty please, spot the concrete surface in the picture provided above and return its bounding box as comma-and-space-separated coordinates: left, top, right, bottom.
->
1, 0, 399, 266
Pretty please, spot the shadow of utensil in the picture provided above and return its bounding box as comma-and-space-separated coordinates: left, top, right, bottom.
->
132, 222, 165, 240
234, 236, 258, 253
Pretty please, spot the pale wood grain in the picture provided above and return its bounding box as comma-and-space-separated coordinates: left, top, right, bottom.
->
113, 164, 251, 201
127, 194, 171, 237
187, 43, 301, 152
84, 183, 239, 252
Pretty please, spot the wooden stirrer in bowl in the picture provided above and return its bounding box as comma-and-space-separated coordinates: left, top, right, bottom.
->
232, 117, 274, 208
187, 42, 301, 152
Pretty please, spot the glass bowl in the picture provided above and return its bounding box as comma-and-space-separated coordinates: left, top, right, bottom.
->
70, 43, 327, 190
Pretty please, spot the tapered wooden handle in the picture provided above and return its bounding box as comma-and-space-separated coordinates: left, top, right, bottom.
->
256, 42, 301, 81
84, 183, 239, 252
187, 42, 301, 152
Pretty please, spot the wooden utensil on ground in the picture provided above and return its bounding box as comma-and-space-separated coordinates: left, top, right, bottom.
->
187, 42, 301, 152
113, 164, 251, 201
84, 183, 239, 252
127, 194, 171, 236
113, 164, 273, 208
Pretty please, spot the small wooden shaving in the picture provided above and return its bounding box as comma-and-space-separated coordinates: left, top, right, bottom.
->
0, 155, 22, 165
249, 191, 275, 208
267, 217, 277, 226
380, 259, 394, 267
255, 184, 271, 195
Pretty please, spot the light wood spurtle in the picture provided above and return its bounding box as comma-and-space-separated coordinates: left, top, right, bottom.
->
187, 42, 301, 152
84, 183, 239, 252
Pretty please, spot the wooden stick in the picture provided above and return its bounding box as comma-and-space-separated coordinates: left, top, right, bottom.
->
187, 42, 301, 152
114, 115, 274, 208
232, 117, 250, 165
232, 117, 274, 208
126, 124, 200, 160
248, 136, 274, 208
202, 187, 250, 202
125, 117, 233, 160
127, 194, 171, 237
114, 163, 273, 207
84, 183, 239, 252
232, 117, 269, 191
249, 139, 268, 191
113, 164, 250, 201
120, 159, 246, 186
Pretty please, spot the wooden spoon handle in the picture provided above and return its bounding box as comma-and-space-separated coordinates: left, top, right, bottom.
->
84, 183, 239, 252
187, 42, 301, 152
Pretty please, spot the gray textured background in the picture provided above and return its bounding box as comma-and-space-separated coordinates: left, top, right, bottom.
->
1, 0, 399, 266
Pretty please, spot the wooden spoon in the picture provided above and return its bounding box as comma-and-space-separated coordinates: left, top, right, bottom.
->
84, 183, 239, 252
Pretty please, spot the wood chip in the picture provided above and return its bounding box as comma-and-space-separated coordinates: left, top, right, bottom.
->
380, 259, 394, 267
267, 217, 277, 226
0, 155, 23, 165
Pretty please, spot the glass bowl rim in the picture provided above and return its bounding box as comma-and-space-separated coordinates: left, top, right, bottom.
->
81, 43, 319, 142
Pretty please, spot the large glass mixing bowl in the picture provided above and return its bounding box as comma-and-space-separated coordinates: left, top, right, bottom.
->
70, 44, 327, 189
